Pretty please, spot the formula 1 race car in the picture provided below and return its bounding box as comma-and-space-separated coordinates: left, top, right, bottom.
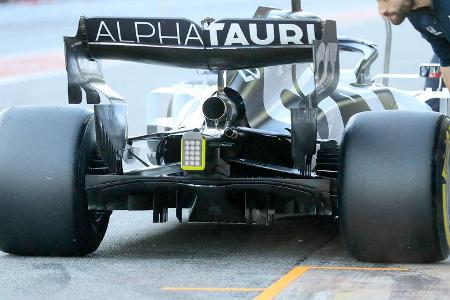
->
0, 0, 449, 263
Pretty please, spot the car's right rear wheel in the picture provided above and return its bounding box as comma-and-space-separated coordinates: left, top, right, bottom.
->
339, 110, 450, 263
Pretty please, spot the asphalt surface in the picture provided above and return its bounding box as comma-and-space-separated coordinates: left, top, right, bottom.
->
1, 1, 449, 299
1, 212, 449, 300
0, 213, 337, 300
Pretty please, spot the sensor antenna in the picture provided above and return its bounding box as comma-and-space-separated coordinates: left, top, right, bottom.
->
291, 0, 301, 12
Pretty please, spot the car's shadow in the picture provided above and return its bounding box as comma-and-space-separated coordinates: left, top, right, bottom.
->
93, 214, 340, 261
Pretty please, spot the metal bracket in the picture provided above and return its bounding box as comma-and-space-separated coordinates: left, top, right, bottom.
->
291, 108, 317, 175
338, 37, 378, 86
153, 191, 168, 223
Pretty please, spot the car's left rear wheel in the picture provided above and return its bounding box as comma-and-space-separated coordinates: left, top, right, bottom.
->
0, 106, 110, 256
339, 111, 450, 263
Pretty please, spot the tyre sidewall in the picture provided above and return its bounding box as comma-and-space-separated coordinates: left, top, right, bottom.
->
435, 117, 450, 259
73, 116, 110, 255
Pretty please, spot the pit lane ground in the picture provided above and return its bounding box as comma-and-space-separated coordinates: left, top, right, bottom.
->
1, 212, 449, 300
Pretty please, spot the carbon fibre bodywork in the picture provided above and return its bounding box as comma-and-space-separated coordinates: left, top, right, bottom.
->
65, 6, 436, 224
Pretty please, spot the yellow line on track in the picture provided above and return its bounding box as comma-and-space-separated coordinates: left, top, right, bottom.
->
161, 265, 408, 299
161, 287, 265, 292
310, 266, 408, 271
253, 266, 310, 300
253, 265, 408, 300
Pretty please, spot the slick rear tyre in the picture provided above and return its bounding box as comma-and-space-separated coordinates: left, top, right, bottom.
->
339, 111, 450, 263
0, 106, 109, 256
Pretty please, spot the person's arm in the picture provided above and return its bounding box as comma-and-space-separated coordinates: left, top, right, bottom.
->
442, 66, 450, 89
419, 34, 450, 88
427, 36, 450, 89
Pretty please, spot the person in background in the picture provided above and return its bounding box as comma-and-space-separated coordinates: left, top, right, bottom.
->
377, 0, 450, 87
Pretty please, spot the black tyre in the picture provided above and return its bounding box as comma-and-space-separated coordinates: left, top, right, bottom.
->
0, 106, 110, 256
339, 111, 450, 263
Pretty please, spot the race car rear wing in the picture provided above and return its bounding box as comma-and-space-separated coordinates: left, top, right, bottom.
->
64, 16, 339, 173
69, 17, 323, 69
64, 17, 337, 104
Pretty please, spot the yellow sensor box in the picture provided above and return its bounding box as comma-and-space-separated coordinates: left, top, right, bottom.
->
181, 132, 206, 171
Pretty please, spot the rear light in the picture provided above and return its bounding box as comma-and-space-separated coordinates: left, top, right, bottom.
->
181, 132, 206, 171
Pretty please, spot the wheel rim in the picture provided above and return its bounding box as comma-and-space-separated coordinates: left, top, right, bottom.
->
87, 148, 111, 234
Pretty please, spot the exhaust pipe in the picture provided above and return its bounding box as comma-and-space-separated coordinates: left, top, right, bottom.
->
224, 127, 238, 139
202, 94, 238, 127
